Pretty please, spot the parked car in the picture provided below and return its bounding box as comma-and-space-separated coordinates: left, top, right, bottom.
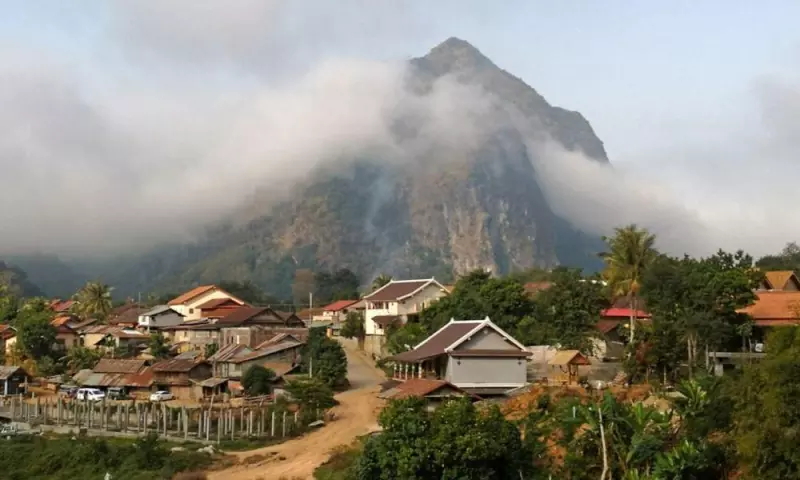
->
76, 388, 105, 402
107, 387, 126, 400
58, 384, 79, 398
150, 391, 174, 402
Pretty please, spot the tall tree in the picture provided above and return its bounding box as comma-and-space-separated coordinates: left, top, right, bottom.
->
371, 273, 392, 291
14, 305, 56, 359
419, 270, 535, 333
71, 281, 114, 321
242, 365, 276, 396
148, 332, 170, 359
602, 224, 657, 343
315, 268, 360, 304
340, 311, 366, 349
525, 268, 609, 354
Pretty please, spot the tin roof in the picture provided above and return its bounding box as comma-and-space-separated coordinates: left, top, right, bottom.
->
93, 359, 147, 374
230, 341, 302, 364
152, 358, 208, 373
73, 367, 154, 388
548, 350, 591, 366
0, 366, 28, 380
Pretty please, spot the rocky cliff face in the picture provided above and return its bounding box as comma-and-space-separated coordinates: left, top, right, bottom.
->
13, 38, 609, 299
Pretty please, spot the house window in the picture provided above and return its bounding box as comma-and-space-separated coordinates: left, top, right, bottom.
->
189, 308, 194, 314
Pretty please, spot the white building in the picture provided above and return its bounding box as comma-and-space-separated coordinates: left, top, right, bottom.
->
363, 278, 449, 338
166, 285, 246, 321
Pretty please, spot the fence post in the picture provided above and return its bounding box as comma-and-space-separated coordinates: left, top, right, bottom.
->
282, 411, 287, 437
271, 410, 276, 437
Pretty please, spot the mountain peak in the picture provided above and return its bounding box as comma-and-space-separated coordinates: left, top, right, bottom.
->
420, 37, 494, 72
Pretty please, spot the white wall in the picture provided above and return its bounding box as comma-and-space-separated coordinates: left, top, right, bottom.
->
173, 290, 240, 320
364, 283, 448, 336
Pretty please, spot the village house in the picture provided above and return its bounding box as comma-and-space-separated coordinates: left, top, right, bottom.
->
49, 299, 74, 314
208, 335, 304, 379
216, 307, 305, 345
314, 299, 359, 322
363, 278, 449, 357
389, 317, 530, 395
196, 298, 243, 319
72, 358, 155, 398
167, 285, 247, 321
107, 302, 148, 328
53, 323, 79, 350
758, 270, 800, 291
151, 358, 212, 400
160, 320, 221, 352
81, 325, 150, 351
137, 305, 185, 331
379, 378, 479, 409
0, 366, 31, 396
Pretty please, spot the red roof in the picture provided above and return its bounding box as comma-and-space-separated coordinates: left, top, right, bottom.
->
322, 300, 358, 312
167, 285, 217, 306
50, 299, 74, 313
601, 308, 651, 319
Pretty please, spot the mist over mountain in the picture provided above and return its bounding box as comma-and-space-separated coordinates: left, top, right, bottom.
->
6, 38, 611, 299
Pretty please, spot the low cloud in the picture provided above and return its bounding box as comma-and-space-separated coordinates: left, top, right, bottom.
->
2, 2, 800, 263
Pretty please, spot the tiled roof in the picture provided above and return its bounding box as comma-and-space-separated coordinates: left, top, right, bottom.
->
322, 300, 358, 312
391, 321, 483, 362
152, 358, 207, 373
739, 291, 800, 324
93, 358, 147, 374
764, 271, 800, 291
364, 279, 445, 302
167, 285, 216, 306
296, 307, 324, 321
54, 324, 75, 334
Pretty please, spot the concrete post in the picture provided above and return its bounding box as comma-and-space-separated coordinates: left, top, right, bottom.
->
205, 410, 210, 442
216, 415, 221, 444
197, 409, 202, 439
271, 410, 276, 437
282, 411, 287, 437
182, 407, 188, 439
248, 410, 253, 436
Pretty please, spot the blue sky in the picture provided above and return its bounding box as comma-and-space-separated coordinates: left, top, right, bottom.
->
2, 1, 800, 256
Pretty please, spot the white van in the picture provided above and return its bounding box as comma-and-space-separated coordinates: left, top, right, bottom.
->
76, 388, 105, 402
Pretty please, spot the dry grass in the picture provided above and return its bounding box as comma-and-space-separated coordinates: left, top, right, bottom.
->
172, 472, 208, 480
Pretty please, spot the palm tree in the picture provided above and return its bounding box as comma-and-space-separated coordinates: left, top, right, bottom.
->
371, 273, 392, 291
72, 281, 114, 321
602, 225, 657, 344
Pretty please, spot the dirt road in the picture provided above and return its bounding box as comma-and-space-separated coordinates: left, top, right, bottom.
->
208, 345, 385, 480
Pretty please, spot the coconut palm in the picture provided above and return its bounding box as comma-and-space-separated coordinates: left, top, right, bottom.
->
371, 273, 392, 291
602, 225, 657, 343
72, 281, 114, 321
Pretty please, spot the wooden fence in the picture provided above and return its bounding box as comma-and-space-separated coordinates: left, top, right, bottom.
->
0, 396, 319, 444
